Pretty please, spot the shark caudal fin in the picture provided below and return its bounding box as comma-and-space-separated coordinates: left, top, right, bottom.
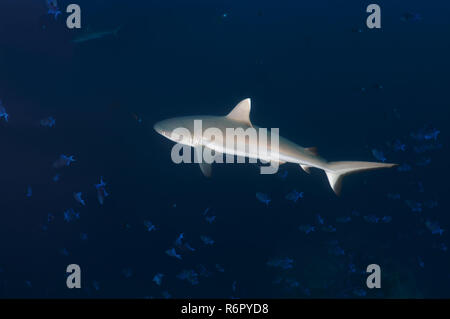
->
325, 161, 397, 195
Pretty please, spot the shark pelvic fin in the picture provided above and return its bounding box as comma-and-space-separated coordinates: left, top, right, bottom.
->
226, 98, 252, 125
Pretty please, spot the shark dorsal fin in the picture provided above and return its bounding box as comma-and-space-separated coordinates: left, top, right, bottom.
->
226, 98, 252, 125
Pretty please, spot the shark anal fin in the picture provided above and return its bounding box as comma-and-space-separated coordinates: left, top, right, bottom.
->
300, 164, 312, 174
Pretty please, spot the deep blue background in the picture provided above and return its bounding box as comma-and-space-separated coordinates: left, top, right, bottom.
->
0, 0, 449, 298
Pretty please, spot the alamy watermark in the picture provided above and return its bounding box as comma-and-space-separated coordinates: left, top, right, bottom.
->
66, 264, 81, 289
168, 120, 280, 175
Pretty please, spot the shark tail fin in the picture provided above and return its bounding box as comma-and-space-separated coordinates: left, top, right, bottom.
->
325, 161, 397, 195
114, 26, 122, 36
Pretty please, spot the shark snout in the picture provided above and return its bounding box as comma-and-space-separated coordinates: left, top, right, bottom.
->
153, 122, 165, 136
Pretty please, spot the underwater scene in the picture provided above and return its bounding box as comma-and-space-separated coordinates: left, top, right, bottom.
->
0, 0, 449, 298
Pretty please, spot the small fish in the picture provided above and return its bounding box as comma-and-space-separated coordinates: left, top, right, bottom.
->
177, 269, 199, 285
424, 200, 438, 209
411, 126, 439, 141
392, 139, 406, 152
26, 186, 32, 198
401, 12, 422, 22
278, 170, 288, 180
425, 220, 444, 236
174, 233, 184, 247
0, 100, 9, 122
363, 214, 380, 223
40, 116, 56, 128
63, 208, 79, 222
351, 210, 360, 217
47, 213, 55, 223
144, 220, 156, 232
197, 264, 212, 278
53, 155, 75, 168
174, 233, 196, 253
165, 248, 182, 260
329, 245, 345, 256
205, 215, 216, 224
397, 163, 412, 172
405, 200, 422, 213
53, 174, 60, 182
371, 149, 386, 162
266, 257, 294, 270
153, 273, 164, 286
122, 268, 133, 279
387, 193, 401, 200
353, 288, 367, 297
46, 0, 61, 20
73, 192, 86, 206
232, 280, 237, 293
59, 248, 69, 256
373, 83, 383, 90
285, 278, 300, 289
381, 216, 392, 223
200, 235, 214, 246
202, 207, 211, 216
417, 182, 425, 193
418, 257, 425, 268
161, 291, 171, 299
413, 143, 443, 153
92, 281, 100, 291
95, 177, 109, 205
416, 157, 431, 166
299, 224, 316, 234
256, 192, 271, 206
131, 112, 143, 124
316, 214, 324, 225
322, 225, 336, 233
215, 264, 225, 273
336, 216, 351, 223
285, 190, 304, 203
184, 242, 196, 252
348, 263, 356, 273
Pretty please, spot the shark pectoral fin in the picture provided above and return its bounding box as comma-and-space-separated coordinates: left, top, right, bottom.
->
199, 162, 212, 177
194, 146, 213, 177
300, 164, 312, 174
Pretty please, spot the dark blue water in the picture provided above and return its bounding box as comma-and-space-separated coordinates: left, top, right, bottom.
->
0, 0, 449, 298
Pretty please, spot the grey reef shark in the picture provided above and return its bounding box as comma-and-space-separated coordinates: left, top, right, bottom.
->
154, 98, 396, 195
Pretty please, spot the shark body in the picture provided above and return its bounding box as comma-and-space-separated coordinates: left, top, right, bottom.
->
72, 27, 121, 44
154, 98, 396, 194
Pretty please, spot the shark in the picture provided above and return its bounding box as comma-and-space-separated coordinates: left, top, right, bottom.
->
154, 98, 396, 194
72, 26, 121, 44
